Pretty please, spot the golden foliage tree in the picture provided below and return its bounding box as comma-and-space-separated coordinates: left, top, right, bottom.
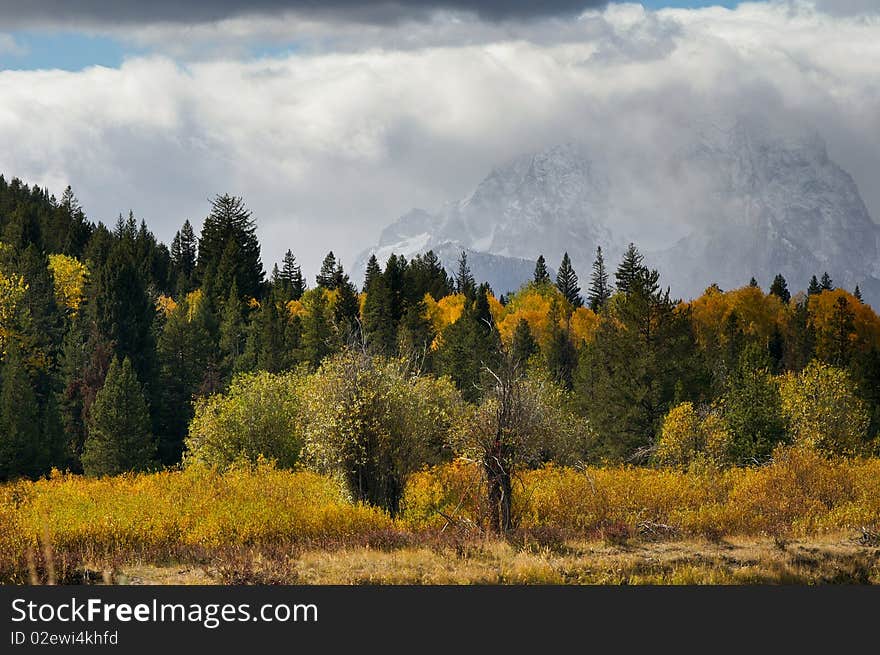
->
47, 254, 88, 315
778, 361, 870, 456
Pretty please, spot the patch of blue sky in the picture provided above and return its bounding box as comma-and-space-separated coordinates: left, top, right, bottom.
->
0, 31, 136, 72
0, 2, 757, 71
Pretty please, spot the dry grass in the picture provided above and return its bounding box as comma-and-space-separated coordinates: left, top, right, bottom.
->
120, 534, 880, 585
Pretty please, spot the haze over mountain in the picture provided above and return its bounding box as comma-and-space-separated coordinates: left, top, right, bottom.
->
355, 116, 880, 305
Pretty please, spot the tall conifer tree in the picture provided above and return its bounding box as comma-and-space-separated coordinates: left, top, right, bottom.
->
555, 252, 582, 307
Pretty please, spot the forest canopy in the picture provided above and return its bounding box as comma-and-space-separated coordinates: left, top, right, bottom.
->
1, 175, 879, 523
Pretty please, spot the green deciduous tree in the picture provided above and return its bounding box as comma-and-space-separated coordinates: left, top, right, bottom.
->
185, 370, 304, 470
302, 350, 462, 516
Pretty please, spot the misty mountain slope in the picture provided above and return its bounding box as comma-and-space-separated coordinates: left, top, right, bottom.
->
356, 118, 880, 305
354, 142, 620, 294
654, 118, 880, 300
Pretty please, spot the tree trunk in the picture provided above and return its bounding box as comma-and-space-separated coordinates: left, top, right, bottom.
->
485, 442, 512, 533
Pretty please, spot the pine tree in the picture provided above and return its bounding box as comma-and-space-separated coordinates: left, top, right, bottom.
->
820, 272, 834, 291
575, 264, 698, 461
156, 296, 214, 463
769, 274, 791, 304
854, 285, 863, 302
587, 246, 611, 312
397, 300, 435, 365
808, 275, 822, 296
213, 239, 242, 302
511, 318, 538, 367
556, 252, 582, 307
0, 340, 43, 480
279, 250, 305, 301
245, 299, 285, 373
406, 250, 453, 300
784, 297, 815, 371
219, 281, 245, 376
533, 255, 550, 285
316, 252, 339, 289
364, 254, 381, 294
299, 290, 335, 368
362, 270, 396, 354
332, 269, 361, 329
90, 240, 157, 388
58, 324, 114, 472
826, 295, 855, 366
58, 315, 88, 468
615, 243, 645, 295
383, 255, 409, 322
134, 217, 171, 293
57, 186, 92, 257
18, 244, 63, 387
170, 219, 197, 295
436, 286, 500, 402
749, 277, 759, 288
722, 345, 786, 464
545, 301, 577, 389
3, 204, 43, 251
81, 357, 156, 476
195, 194, 264, 300
455, 251, 476, 298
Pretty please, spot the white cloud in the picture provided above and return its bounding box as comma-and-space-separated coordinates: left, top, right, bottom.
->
0, 2, 878, 278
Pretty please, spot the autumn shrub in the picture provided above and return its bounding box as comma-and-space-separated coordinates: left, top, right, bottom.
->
185, 370, 305, 469
3, 454, 880, 583
778, 361, 870, 456
0, 461, 397, 582
721, 445, 859, 535
401, 459, 485, 529
0, 480, 33, 583
403, 453, 880, 539
654, 402, 734, 469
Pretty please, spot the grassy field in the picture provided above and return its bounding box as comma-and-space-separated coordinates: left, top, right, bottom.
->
122, 534, 880, 585
2, 446, 879, 585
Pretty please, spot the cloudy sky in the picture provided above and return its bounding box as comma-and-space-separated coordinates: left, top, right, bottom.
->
0, 0, 878, 277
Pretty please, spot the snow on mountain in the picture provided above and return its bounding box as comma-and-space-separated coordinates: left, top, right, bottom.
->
655, 117, 880, 301
354, 116, 880, 306
354, 142, 621, 295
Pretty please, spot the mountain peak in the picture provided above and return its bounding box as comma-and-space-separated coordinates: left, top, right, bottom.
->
356, 119, 880, 305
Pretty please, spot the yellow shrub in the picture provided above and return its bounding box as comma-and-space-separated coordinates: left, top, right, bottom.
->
655, 403, 734, 469
778, 361, 870, 455
3, 454, 879, 582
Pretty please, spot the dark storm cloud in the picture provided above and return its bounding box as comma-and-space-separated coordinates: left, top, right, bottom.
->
0, 0, 609, 27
